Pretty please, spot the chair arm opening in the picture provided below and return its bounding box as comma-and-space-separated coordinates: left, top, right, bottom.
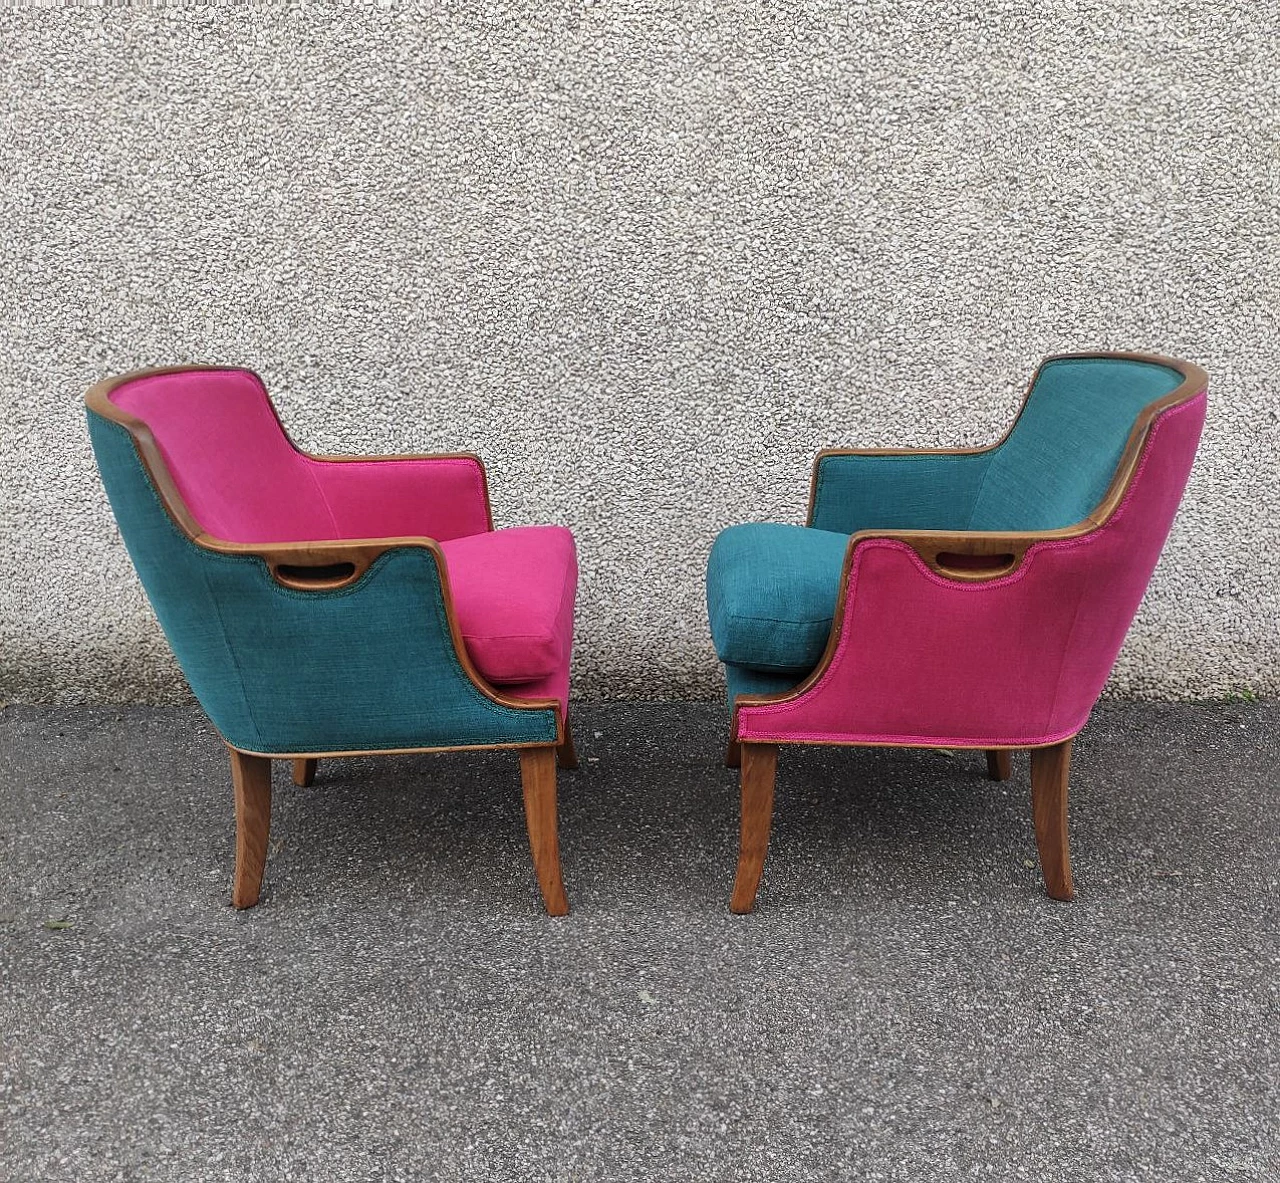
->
272, 561, 360, 590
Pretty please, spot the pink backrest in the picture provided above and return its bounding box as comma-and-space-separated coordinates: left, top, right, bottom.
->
109, 369, 337, 543
737, 392, 1207, 747
108, 368, 492, 545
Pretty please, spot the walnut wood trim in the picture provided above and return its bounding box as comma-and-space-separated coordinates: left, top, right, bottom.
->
729, 742, 778, 914
804, 350, 1208, 529
986, 749, 1012, 782
229, 746, 272, 909
556, 716, 580, 770
234, 738, 558, 760
731, 352, 1207, 734
1030, 739, 1074, 900
86, 367, 564, 742
725, 735, 742, 769
519, 746, 570, 916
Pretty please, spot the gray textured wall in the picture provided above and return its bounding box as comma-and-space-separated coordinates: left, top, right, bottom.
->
2, 4, 1277, 705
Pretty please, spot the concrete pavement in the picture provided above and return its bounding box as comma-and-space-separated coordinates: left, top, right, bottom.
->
2, 700, 1276, 1181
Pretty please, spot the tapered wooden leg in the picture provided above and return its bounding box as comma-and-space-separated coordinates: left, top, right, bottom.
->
292, 758, 317, 787
228, 747, 272, 909
1031, 739, 1074, 901
730, 743, 778, 914
987, 749, 1011, 781
556, 717, 579, 771
725, 736, 741, 769
519, 747, 569, 916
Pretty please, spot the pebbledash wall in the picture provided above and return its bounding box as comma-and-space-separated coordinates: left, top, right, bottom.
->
1, 5, 1277, 705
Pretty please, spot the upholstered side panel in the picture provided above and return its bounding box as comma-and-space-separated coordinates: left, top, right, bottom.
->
809, 450, 990, 535
87, 412, 559, 753
735, 394, 1206, 746
969, 357, 1184, 531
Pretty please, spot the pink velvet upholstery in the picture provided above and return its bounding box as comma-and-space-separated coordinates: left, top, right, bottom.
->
439, 527, 577, 687
109, 369, 490, 543
736, 394, 1206, 748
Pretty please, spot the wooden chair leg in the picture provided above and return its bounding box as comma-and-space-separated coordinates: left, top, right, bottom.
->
228, 747, 272, 909
725, 736, 741, 769
986, 749, 1011, 781
292, 758, 317, 787
730, 743, 778, 914
1030, 739, 1074, 901
556, 717, 579, 771
519, 747, 569, 916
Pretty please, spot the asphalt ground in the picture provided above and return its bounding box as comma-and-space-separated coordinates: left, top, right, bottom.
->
2, 700, 1277, 1181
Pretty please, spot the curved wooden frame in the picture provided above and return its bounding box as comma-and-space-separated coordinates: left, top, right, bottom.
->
87, 366, 575, 915
726, 350, 1208, 912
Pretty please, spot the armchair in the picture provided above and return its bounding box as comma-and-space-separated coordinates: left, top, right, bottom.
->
86, 366, 577, 914
707, 352, 1208, 911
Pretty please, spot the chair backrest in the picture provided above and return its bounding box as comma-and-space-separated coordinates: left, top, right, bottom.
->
104, 367, 337, 543
968, 356, 1185, 531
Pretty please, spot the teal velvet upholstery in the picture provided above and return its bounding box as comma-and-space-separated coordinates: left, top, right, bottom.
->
721, 357, 1185, 678
707, 523, 849, 673
810, 451, 989, 535
968, 357, 1183, 530
725, 664, 804, 707
810, 357, 1184, 534
87, 412, 557, 754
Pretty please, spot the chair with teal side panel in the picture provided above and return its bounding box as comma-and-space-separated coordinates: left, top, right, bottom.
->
86, 366, 578, 914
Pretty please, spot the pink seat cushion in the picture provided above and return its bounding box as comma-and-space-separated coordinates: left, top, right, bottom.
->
439, 526, 577, 686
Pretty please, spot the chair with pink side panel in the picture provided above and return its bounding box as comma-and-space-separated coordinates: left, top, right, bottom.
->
86, 366, 578, 914
706, 352, 1208, 911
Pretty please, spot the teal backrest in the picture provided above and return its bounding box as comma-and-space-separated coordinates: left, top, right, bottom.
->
809, 356, 1189, 537
968, 356, 1184, 531
86, 411, 556, 754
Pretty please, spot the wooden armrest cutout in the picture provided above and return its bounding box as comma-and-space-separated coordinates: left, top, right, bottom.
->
271, 561, 362, 591
932, 551, 1018, 578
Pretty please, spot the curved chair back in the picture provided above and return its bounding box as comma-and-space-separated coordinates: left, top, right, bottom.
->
809, 355, 1197, 538
970, 356, 1187, 531
105, 367, 335, 543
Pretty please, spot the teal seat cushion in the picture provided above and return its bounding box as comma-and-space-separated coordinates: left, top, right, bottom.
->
725, 663, 805, 706
706, 523, 849, 673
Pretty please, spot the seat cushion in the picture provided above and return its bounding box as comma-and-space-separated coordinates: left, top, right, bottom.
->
706, 523, 849, 673
724, 663, 805, 706
439, 526, 577, 685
